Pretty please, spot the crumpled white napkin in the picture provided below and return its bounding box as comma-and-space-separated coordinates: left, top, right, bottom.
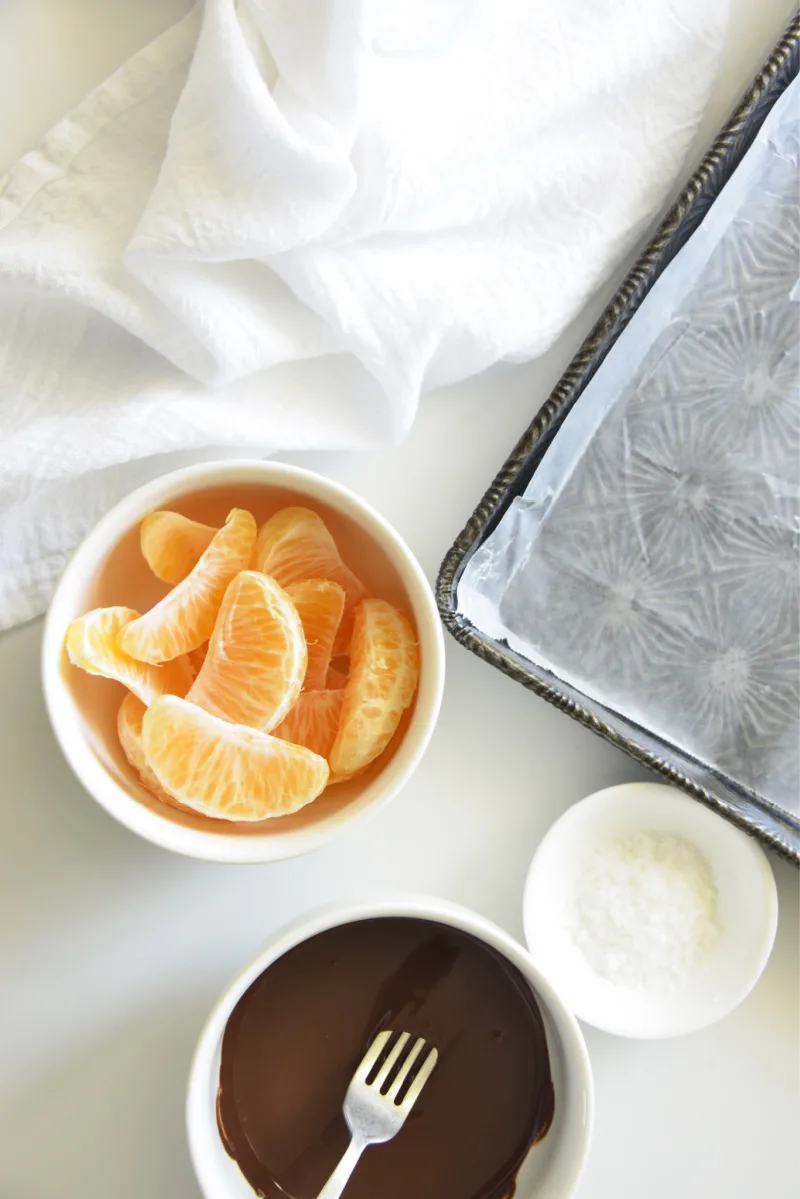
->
0, 0, 728, 628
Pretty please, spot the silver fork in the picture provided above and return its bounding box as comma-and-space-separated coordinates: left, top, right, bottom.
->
317, 1030, 439, 1199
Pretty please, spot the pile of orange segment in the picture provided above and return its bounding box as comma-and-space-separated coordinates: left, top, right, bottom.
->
64, 505, 420, 822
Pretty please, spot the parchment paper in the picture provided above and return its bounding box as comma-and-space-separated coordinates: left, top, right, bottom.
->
459, 78, 800, 812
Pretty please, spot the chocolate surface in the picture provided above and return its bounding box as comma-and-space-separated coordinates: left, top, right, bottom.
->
217, 917, 555, 1199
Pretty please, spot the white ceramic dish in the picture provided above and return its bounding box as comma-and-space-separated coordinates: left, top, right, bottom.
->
42, 460, 445, 863
187, 896, 593, 1199
523, 783, 778, 1039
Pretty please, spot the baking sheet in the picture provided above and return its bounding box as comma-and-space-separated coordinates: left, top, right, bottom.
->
458, 76, 800, 814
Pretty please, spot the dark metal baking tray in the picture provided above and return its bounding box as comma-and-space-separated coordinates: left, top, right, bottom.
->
436, 17, 800, 864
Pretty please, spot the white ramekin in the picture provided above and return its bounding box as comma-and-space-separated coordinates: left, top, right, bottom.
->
523, 783, 779, 1038
187, 896, 594, 1199
42, 460, 445, 862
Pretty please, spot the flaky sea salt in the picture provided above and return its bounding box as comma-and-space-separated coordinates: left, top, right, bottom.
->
571, 831, 719, 992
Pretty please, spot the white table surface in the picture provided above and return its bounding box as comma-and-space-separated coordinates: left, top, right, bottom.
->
0, 3, 798, 1197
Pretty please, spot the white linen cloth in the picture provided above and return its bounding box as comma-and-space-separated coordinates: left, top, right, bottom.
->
0, 0, 728, 628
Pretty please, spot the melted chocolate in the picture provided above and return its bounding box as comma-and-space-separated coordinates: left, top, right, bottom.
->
217, 917, 555, 1199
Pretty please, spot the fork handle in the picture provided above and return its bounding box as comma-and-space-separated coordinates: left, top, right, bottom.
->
316, 1135, 367, 1199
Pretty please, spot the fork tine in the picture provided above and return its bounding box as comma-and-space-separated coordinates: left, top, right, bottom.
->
354, 1030, 392, 1081
371, 1031, 410, 1090
385, 1036, 426, 1102
398, 1045, 438, 1112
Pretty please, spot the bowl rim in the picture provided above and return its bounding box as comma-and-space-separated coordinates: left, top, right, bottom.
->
41, 459, 445, 863
522, 782, 779, 1039
185, 894, 595, 1199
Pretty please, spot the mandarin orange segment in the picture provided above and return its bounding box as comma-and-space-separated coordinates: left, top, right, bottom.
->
328, 599, 419, 779
65, 606, 192, 705
187, 571, 306, 731
285, 578, 345, 691
274, 689, 345, 760
117, 692, 174, 802
140, 511, 217, 585
188, 642, 208, 678
254, 507, 366, 653
330, 599, 362, 657
254, 506, 340, 583
118, 508, 256, 663
142, 695, 329, 820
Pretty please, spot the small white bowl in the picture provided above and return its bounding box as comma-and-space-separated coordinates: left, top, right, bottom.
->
523, 783, 778, 1039
42, 460, 445, 863
187, 896, 593, 1199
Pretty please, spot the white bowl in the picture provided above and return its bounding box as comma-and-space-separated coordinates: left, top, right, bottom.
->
523, 783, 778, 1039
42, 460, 445, 862
187, 896, 593, 1199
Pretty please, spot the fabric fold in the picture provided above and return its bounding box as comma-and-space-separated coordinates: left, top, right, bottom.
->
0, 0, 729, 628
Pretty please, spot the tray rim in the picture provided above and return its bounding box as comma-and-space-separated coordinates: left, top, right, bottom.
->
436, 16, 800, 865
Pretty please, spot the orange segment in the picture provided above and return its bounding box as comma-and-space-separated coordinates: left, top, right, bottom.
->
188, 642, 208, 678
274, 689, 345, 760
331, 609, 359, 657
118, 508, 256, 663
329, 599, 419, 779
285, 579, 345, 691
142, 695, 329, 820
65, 606, 192, 705
117, 692, 173, 802
140, 511, 217, 585
187, 571, 306, 731
254, 507, 365, 652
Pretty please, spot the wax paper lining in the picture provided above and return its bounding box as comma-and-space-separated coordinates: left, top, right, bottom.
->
458, 78, 800, 812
